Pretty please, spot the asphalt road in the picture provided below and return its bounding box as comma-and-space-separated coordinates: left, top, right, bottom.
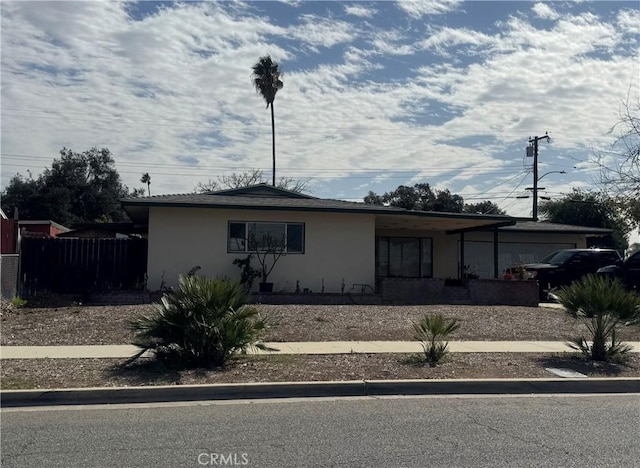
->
2, 394, 639, 467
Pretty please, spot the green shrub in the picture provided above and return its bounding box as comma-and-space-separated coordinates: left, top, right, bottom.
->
11, 296, 27, 308
554, 275, 639, 361
412, 313, 460, 366
129, 275, 272, 368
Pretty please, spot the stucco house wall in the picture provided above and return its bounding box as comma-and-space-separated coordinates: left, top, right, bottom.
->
374, 228, 592, 280
147, 206, 375, 292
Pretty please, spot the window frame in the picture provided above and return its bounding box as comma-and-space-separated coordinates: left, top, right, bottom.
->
376, 236, 433, 278
227, 221, 305, 254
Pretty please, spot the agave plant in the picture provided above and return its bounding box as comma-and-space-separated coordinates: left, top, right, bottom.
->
130, 275, 272, 368
554, 274, 640, 361
412, 313, 460, 366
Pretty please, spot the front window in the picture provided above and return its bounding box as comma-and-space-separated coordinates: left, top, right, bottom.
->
228, 222, 304, 253
377, 236, 432, 278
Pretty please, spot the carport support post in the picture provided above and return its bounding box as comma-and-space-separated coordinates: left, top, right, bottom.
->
459, 232, 465, 279
493, 229, 499, 278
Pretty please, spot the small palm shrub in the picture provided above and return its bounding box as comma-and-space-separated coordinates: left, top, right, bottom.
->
554, 275, 640, 361
130, 275, 271, 368
412, 313, 460, 366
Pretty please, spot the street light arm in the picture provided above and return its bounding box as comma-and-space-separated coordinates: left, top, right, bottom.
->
537, 170, 566, 182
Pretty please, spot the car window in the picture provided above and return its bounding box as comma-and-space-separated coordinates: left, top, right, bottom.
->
567, 252, 594, 267
599, 252, 621, 266
626, 252, 640, 267
541, 250, 575, 265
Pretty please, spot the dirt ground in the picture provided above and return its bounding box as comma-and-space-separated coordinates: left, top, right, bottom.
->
2, 302, 639, 389
3, 303, 640, 346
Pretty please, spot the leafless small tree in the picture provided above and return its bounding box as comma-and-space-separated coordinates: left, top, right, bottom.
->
592, 96, 640, 225
194, 168, 310, 194
248, 233, 286, 285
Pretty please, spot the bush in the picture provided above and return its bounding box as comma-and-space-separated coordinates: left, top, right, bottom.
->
10, 296, 27, 308
554, 275, 640, 361
129, 275, 272, 368
412, 313, 460, 366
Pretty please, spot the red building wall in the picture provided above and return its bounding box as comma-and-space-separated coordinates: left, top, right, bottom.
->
1, 219, 18, 253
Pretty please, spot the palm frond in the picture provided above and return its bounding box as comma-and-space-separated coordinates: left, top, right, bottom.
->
129, 275, 271, 368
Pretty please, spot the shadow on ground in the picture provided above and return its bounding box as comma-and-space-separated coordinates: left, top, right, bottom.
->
534, 354, 632, 377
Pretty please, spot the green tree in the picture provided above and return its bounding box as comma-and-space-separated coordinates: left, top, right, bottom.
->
140, 172, 151, 196
364, 183, 499, 214
463, 201, 506, 215
252, 55, 284, 187
539, 189, 630, 252
1, 147, 141, 225
194, 168, 309, 194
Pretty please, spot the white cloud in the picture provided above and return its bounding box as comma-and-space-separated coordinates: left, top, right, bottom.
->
344, 4, 376, 19
421, 27, 495, 53
532, 3, 560, 21
1, 1, 637, 219
617, 9, 640, 35
289, 15, 356, 50
396, 0, 463, 18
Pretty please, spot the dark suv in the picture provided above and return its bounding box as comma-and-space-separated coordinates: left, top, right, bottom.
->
508, 249, 622, 300
597, 250, 640, 292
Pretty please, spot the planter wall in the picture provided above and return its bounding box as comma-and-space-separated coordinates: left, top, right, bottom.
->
250, 292, 382, 305
379, 278, 538, 307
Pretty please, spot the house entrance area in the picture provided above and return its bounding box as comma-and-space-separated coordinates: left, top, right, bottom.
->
376, 236, 433, 279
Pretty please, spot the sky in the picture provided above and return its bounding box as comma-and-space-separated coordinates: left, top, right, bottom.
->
1, 0, 638, 220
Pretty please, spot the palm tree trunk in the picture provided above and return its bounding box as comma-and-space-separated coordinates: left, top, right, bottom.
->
271, 101, 276, 186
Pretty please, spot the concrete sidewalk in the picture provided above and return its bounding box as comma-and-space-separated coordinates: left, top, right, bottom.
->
2, 341, 640, 359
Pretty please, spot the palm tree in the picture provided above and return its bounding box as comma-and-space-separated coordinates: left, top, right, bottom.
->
251, 55, 283, 186
140, 172, 151, 196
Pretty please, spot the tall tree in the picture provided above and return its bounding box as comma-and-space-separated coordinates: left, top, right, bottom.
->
251, 55, 284, 186
463, 201, 506, 215
593, 98, 640, 225
539, 189, 630, 252
194, 169, 309, 194
1, 147, 142, 225
140, 172, 151, 196
365, 183, 500, 214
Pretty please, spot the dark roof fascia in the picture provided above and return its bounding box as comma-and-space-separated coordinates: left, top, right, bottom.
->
403, 210, 513, 222
502, 227, 613, 235
446, 220, 517, 235
121, 199, 522, 221
121, 199, 408, 216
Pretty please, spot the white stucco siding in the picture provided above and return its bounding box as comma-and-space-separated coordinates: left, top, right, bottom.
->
147, 207, 375, 292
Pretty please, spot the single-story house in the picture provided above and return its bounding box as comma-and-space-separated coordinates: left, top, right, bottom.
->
121, 184, 613, 300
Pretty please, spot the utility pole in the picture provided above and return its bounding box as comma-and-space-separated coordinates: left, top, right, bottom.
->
526, 133, 550, 221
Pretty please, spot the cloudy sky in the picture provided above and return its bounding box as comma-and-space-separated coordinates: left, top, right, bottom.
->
1, 0, 638, 218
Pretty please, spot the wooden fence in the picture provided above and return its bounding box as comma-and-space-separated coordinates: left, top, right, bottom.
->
19, 237, 147, 295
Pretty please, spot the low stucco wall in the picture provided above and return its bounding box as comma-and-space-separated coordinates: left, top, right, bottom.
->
379, 278, 538, 306
250, 292, 382, 305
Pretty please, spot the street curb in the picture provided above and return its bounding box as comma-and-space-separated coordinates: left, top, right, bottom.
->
2, 378, 640, 407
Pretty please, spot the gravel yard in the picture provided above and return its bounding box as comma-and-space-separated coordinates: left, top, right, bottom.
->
3, 303, 640, 346
2, 302, 639, 389
2, 354, 638, 390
